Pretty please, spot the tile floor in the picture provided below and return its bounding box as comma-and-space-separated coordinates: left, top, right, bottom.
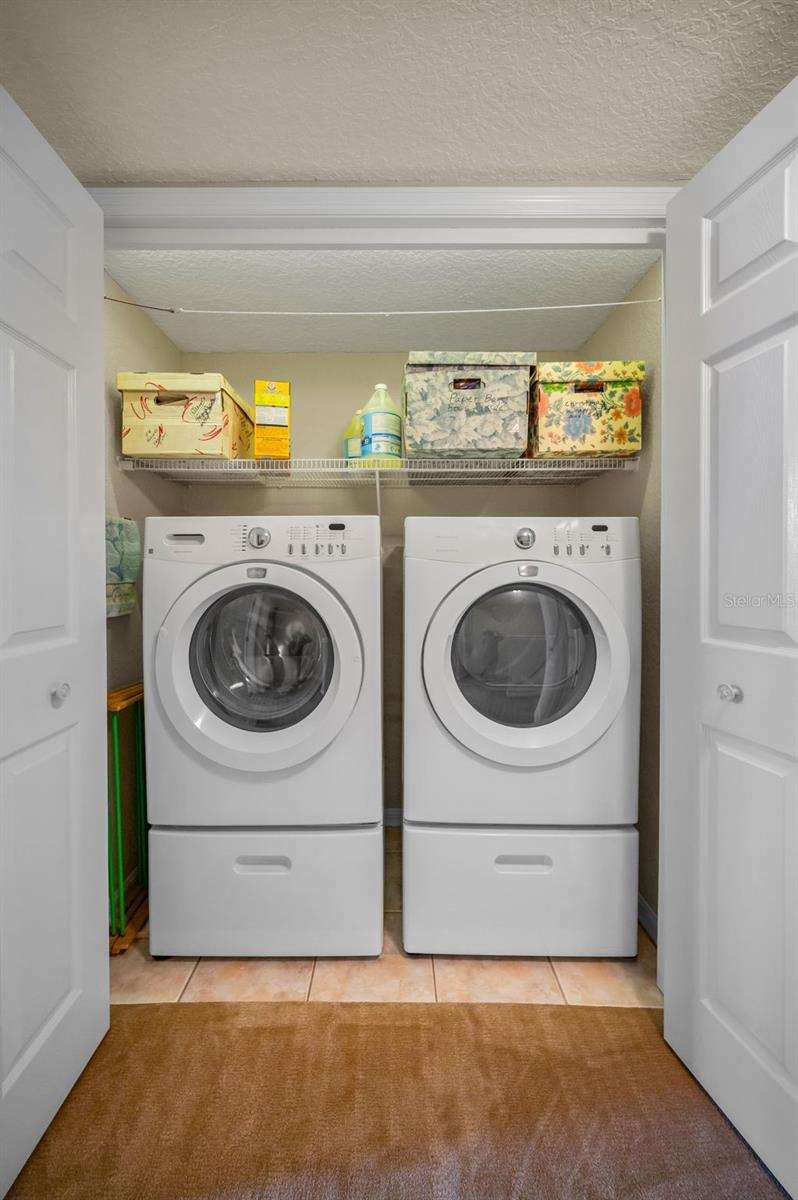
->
111, 829, 662, 1008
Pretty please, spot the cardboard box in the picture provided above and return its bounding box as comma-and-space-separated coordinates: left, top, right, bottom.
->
403, 351, 536, 459
533, 361, 644, 458
254, 380, 291, 460
119, 372, 254, 458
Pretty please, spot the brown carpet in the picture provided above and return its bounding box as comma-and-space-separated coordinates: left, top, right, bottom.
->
9, 1002, 785, 1200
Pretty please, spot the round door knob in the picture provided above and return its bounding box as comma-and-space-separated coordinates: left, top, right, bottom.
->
717, 683, 743, 703
514, 527, 536, 549
50, 682, 71, 706
248, 527, 270, 549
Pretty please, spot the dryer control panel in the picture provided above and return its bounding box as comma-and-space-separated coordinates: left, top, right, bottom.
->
145, 515, 381, 563
551, 522, 624, 560
404, 516, 640, 563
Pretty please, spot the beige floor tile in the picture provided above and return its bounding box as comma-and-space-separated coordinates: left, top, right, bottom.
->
433, 956, 565, 1004
110, 941, 197, 1004
551, 929, 663, 1008
180, 957, 314, 1003
310, 918, 434, 1003
384, 826, 401, 853
384, 851, 402, 912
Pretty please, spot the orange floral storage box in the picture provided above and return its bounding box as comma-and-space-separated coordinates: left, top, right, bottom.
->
533, 361, 644, 458
118, 372, 254, 458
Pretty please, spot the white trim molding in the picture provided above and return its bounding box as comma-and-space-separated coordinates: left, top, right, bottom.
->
92, 186, 679, 251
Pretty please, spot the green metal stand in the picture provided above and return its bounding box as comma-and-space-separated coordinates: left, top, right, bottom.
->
107, 684, 148, 936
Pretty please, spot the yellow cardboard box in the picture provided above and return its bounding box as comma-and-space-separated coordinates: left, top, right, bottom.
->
118, 372, 254, 458
254, 380, 291, 460
533, 361, 644, 458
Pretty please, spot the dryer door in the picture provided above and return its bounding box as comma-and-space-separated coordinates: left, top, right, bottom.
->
155, 562, 363, 771
422, 561, 630, 766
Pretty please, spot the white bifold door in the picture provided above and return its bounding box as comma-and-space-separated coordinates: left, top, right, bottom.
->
662, 78, 798, 1196
0, 87, 107, 1194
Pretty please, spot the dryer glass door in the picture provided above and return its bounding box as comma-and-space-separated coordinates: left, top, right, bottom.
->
451, 583, 596, 728
422, 561, 631, 767
189, 584, 334, 732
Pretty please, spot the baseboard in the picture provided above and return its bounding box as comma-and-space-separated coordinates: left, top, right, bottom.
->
384, 807, 402, 827
638, 893, 658, 943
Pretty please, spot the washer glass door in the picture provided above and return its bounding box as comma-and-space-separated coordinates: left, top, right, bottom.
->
451, 583, 597, 728
155, 562, 363, 772
190, 584, 333, 732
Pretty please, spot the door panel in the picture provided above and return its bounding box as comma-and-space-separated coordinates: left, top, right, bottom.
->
1, 733, 79, 1090
706, 146, 798, 305
0, 147, 75, 314
662, 76, 798, 1196
701, 732, 797, 1082
0, 86, 106, 1196
0, 332, 76, 650
706, 324, 797, 647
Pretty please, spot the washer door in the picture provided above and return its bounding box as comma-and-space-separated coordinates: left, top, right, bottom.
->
422, 561, 630, 766
155, 563, 363, 771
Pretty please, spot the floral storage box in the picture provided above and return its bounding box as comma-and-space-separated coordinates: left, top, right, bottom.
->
534, 361, 644, 458
118, 372, 255, 458
403, 351, 536, 459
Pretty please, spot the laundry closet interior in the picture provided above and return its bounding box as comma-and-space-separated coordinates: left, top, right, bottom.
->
104, 229, 664, 991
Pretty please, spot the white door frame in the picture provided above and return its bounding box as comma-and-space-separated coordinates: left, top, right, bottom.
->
91, 186, 676, 251
93, 181, 670, 955
93, 180, 670, 934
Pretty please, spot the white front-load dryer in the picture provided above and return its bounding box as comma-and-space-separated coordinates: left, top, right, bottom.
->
403, 516, 640, 957
144, 515, 383, 957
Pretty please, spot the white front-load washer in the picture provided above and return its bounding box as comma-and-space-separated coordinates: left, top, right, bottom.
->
403, 516, 640, 957
144, 515, 383, 957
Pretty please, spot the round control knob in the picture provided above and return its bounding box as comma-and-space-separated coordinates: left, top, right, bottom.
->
247, 527, 270, 550
514, 527, 535, 549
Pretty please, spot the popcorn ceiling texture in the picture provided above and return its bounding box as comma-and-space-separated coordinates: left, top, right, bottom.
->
1, 0, 795, 186
103, 248, 660, 352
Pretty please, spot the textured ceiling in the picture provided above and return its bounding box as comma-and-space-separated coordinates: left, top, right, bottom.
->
104, 248, 660, 351
1, 0, 796, 187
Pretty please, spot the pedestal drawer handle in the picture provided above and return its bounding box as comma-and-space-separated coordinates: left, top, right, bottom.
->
234, 855, 291, 874
50, 682, 71, 707
717, 683, 743, 703
495, 854, 553, 874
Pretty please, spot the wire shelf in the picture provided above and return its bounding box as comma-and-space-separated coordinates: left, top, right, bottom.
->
117, 455, 640, 486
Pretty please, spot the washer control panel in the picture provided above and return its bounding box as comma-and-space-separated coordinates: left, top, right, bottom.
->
284, 522, 354, 559
230, 520, 367, 559
146, 516, 380, 563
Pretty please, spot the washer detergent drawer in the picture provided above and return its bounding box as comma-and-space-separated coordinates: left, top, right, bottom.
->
149, 826, 383, 957
403, 824, 638, 957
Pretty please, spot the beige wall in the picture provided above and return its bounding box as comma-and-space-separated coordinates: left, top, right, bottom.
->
577, 260, 662, 914
183, 351, 407, 460
104, 273, 185, 690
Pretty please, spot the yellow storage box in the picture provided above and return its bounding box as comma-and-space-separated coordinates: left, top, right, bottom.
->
253, 380, 291, 460
119, 372, 254, 458
534, 361, 644, 458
